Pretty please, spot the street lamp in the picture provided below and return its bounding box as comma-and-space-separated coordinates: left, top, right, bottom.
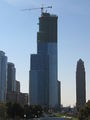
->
24, 114, 26, 119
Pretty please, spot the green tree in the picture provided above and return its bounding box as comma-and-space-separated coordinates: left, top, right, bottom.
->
12, 103, 24, 118
6, 102, 13, 118
24, 105, 31, 119
24, 105, 43, 118
6, 102, 24, 119
0, 103, 7, 119
31, 105, 43, 118
78, 100, 90, 120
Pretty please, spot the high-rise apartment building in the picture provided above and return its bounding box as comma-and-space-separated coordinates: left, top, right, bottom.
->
29, 12, 59, 107
7, 62, 16, 92
0, 51, 7, 102
76, 59, 86, 108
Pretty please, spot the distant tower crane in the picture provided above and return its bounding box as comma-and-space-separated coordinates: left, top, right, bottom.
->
21, 6, 52, 15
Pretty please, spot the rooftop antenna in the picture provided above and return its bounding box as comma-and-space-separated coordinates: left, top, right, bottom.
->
21, 5, 52, 15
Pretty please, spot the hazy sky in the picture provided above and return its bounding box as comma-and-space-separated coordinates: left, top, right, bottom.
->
0, 0, 90, 106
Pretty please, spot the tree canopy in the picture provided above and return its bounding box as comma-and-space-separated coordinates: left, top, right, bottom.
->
78, 100, 90, 120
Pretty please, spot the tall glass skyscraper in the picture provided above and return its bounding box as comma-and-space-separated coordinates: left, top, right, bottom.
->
0, 51, 7, 102
76, 59, 86, 108
29, 12, 59, 107
7, 62, 16, 92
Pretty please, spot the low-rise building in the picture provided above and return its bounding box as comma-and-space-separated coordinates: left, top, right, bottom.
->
6, 92, 28, 105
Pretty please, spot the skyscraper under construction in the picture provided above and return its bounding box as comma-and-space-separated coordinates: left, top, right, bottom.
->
29, 12, 60, 107
76, 59, 86, 108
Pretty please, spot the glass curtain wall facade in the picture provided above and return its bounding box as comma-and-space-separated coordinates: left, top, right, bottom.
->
29, 13, 58, 107
7, 62, 16, 92
0, 51, 7, 102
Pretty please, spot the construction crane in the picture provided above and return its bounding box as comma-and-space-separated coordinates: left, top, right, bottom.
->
21, 6, 52, 15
